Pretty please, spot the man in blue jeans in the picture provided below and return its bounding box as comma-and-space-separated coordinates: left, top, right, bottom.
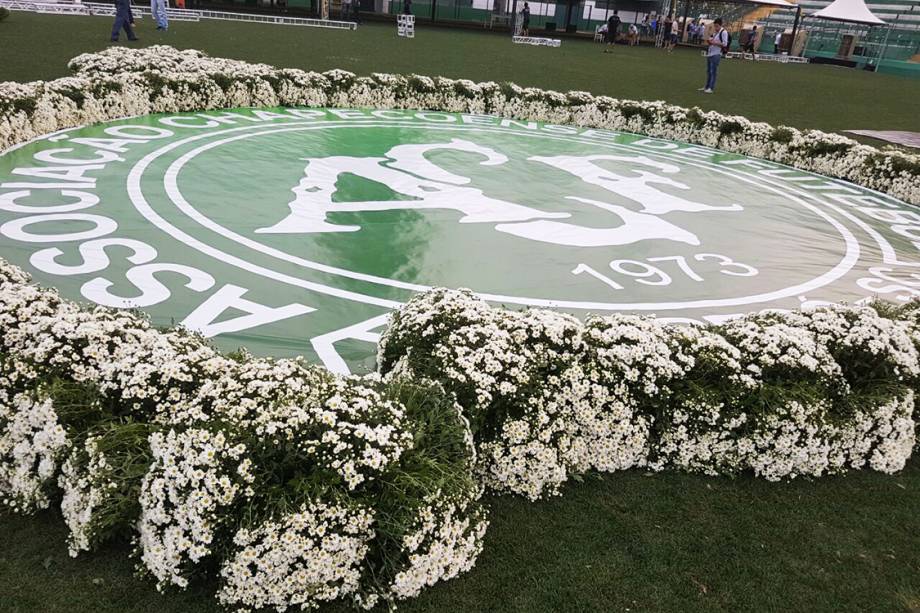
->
151, 0, 168, 30
699, 18, 728, 94
110, 0, 138, 42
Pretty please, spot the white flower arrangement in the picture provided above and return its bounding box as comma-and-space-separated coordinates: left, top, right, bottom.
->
59, 434, 117, 557
0, 276, 230, 424
218, 498, 375, 611
2, 45, 917, 204
0, 393, 69, 513
137, 427, 255, 590
387, 487, 489, 601
379, 288, 920, 498
170, 356, 416, 491
0, 257, 488, 611
1, 244, 918, 607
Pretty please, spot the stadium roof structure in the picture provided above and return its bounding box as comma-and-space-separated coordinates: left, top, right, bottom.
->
741, 0, 799, 7
811, 0, 887, 25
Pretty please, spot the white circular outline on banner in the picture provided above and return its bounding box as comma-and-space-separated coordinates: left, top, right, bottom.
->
132, 119, 862, 311
137, 120, 859, 310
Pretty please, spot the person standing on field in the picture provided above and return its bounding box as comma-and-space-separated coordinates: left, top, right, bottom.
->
152, 0, 168, 30
667, 16, 679, 52
745, 25, 758, 52
699, 17, 728, 93
661, 14, 671, 48
110, 0, 138, 42
604, 10, 621, 52
521, 2, 530, 36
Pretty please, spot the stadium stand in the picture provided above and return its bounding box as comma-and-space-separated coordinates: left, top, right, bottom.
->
745, 0, 920, 74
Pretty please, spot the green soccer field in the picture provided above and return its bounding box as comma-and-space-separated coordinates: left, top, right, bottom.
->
2, 11, 920, 613
1, 11, 920, 135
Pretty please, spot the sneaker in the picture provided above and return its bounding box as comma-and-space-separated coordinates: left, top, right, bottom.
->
703, 89, 713, 93
129, 37, 139, 41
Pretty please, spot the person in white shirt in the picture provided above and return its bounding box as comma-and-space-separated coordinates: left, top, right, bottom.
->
699, 18, 728, 93
667, 18, 679, 52
774, 31, 783, 53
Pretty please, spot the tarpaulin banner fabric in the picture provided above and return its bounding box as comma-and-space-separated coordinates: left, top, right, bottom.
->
2, 108, 918, 372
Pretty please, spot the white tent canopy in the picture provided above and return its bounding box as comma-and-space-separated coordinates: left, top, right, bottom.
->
812, 0, 886, 25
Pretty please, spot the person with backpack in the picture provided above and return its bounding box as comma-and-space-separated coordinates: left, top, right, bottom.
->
699, 18, 728, 93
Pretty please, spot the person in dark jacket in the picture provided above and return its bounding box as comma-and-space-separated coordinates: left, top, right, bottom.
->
603, 10, 621, 52
111, 0, 138, 42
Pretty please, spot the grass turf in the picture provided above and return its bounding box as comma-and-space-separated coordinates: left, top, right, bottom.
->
1, 12, 920, 135
2, 458, 919, 612
2, 11, 920, 613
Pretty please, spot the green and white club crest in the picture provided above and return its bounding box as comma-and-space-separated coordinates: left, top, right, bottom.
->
2, 108, 919, 372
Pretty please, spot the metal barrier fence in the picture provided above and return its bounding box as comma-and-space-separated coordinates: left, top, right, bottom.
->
0, 0, 358, 28
189, 7, 356, 27
0, 0, 88, 13
512, 35, 561, 46
82, 1, 202, 20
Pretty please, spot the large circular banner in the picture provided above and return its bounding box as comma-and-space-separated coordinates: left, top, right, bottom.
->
2, 107, 920, 373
